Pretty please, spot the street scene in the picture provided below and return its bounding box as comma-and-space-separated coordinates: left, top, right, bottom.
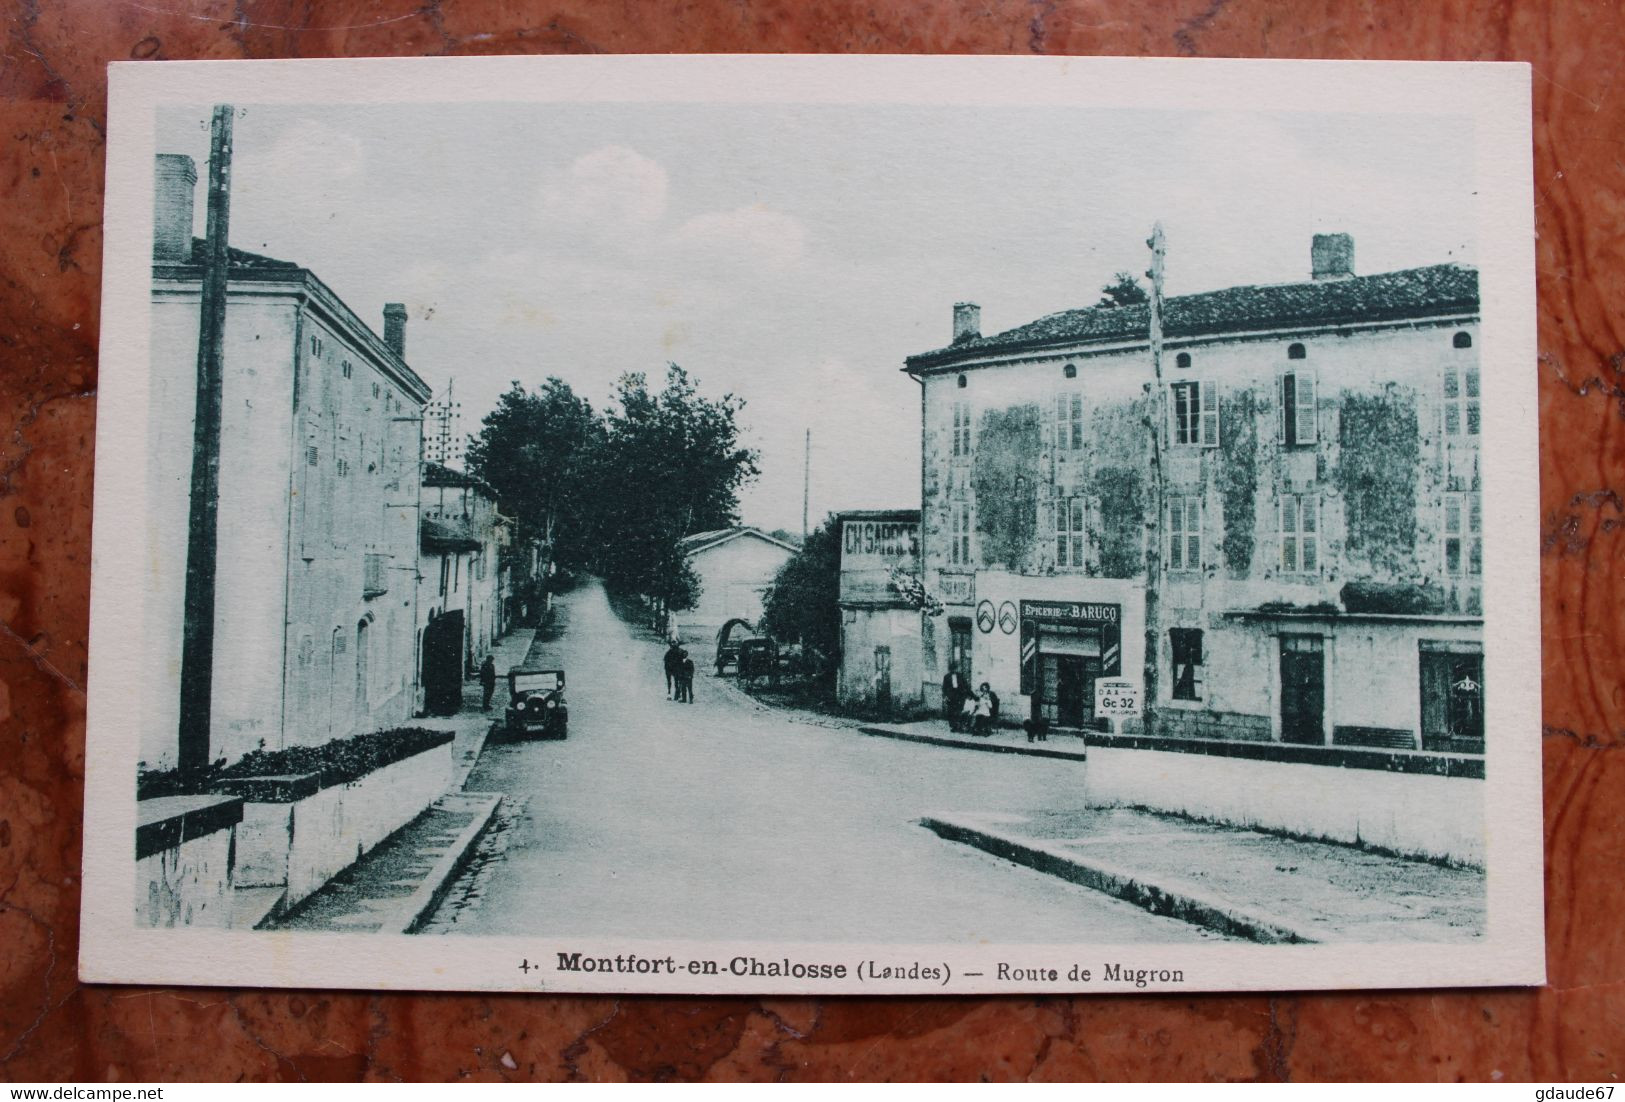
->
126, 90, 1492, 957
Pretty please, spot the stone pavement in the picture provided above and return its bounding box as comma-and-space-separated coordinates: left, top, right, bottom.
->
922, 806, 1485, 944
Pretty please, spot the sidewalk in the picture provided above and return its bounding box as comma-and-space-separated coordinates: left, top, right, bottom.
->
262, 627, 536, 932
860, 718, 1090, 761
922, 807, 1485, 943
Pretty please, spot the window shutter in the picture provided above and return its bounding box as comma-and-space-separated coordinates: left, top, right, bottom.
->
1277, 373, 1288, 444
1202, 381, 1220, 447
1296, 370, 1317, 444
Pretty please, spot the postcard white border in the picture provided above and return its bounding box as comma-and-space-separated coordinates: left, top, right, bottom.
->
82, 54, 1542, 995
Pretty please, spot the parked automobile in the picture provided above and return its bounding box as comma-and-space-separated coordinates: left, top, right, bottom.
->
505, 667, 568, 739
737, 638, 780, 686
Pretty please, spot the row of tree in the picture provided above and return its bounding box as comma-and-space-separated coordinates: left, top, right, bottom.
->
466, 364, 759, 612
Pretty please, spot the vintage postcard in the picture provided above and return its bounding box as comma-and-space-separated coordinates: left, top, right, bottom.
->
81, 55, 1541, 994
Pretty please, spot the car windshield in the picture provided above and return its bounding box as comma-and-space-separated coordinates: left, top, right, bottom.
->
511, 670, 561, 693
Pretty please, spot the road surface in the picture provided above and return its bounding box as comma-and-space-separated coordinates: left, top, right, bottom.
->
429, 579, 1215, 943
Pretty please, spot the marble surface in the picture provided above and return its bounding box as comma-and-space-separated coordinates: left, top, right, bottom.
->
1, 0, 1620, 1082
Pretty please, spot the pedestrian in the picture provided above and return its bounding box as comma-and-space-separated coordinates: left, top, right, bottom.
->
959, 690, 979, 733
479, 655, 497, 712
973, 682, 998, 735
680, 650, 696, 704
941, 670, 967, 730
1023, 693, 1049, 743
663, 640, 683, 700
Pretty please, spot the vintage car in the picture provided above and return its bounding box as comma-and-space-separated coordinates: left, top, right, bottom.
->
714, 618, 757, 675
505, 667, 568, 739
737, 638, 780, 686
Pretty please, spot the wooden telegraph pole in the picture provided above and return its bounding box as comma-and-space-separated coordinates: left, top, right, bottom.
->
177, 104, 235, 776
1143, 222, 1167, 735
802, 427, 810, 542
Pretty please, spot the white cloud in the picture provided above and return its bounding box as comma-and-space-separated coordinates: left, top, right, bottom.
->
537, 145, 669, 235
668, 204, 808, 271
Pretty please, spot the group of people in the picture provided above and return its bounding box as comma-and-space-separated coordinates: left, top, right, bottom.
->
941, 671, 1000, 736
664, 641, 697, 703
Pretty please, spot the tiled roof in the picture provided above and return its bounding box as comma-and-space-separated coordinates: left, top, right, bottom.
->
679, 527, 800, 556
907, 263, 1478, 370
421, 517, 481, 552
184, 237, 301, 270
422, 461, 498, 498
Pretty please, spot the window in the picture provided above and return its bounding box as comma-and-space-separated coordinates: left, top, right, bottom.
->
306, 445, 319, 467
1453, 331, 1473, 349
1279, 368, 1317, 446
1062, 363, 1077, 379
372, 382, 380, 398
1175, 352, 1191, 369
1056, 392, 1083, 453
1443, 492, 1483, 577
951, 402, 972, 458
1280, 493, 1319, 573
1055, 496, 1087, 568
1443, 366, 1480, 437
1170, 628, 1203, 701
1168, 495, 1202, 571
956, 374, 967, 389
1420, 641, 1484, 753
949, 502, 973, 566
439, 554, 449, 597
363, 552, 388, 598
454, 554, 461, 592
1287, 342, 1306, 360
1171, 381, 1219, 447
336, 456, 350, 478
309, 335, 324, 358
341, 359, 352, 379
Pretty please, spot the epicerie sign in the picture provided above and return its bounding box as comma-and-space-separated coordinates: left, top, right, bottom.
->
842, 520, 919, 563
1094, 678, 1141, 719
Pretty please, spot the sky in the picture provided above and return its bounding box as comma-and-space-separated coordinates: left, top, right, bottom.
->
156, 102, 1476, 534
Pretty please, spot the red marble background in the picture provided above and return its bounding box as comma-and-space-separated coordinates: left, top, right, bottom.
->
1, 0, 1619, 1082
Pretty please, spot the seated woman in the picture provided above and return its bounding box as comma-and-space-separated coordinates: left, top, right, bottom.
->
957, 691, 979, 733
971, 690, 995, 735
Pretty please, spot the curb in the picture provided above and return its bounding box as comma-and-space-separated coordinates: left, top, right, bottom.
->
859, 726, 1089, 762
919, 815, 1317, 944
390, 793, 503, 935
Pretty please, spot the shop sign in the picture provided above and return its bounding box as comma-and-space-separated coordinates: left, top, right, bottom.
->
1021, 600, 1120, 625
997, 601, 1019, 634
937, 571, 975, 605
975, 600, 996, 633
841, 520, 918, 565
1094, 678, 1141, 719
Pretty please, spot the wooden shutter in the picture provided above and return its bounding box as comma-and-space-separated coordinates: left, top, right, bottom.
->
1201, 381, 1220, 447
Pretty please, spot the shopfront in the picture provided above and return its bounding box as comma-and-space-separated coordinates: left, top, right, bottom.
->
1020, 600, 1123, 730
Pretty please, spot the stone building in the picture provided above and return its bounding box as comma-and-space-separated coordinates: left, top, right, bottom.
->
143, 153, 432, 772
905, 235, 1484, 758
675, 527, 799, 640
416, 462, 510, 715
835, 510, 924, 711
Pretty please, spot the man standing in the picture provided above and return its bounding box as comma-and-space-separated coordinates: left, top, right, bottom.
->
479, 655, 497, 712
942, 669, 967, 730
680, 649, 697, 704
663, 640, 683, 700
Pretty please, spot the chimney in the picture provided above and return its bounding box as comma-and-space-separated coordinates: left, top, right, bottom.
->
153, 154, 198, 263
953, 302, 981, 343
1311, 233, 1355, 281
383, 303, 407, 358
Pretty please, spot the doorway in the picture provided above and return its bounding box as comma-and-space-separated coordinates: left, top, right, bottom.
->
1279, 633, 1325, 744
874, 645, 892, 710
948, 617, 973, 685
421, 609, 465, 716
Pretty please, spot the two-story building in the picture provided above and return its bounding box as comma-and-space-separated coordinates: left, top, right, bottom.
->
416, 462, 509, 715
836, 510, 924, 711
905, 235, 1484, 757
143, 153, 431, 772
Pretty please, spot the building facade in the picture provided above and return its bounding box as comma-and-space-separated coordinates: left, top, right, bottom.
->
144, 154, 431, 771
906, 235, 1484, 757
676, 527, 799, 639
416, 463, 509, 715
836, 510, 924, 711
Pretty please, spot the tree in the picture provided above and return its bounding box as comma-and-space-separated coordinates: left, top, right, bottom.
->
465, 378, 603, 570
1097, 271, 1149, 308
759, 515, 842, 679
591, 364, 760, 612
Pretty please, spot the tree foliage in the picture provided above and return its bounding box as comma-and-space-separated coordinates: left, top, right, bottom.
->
466, 378, 603, 569
1097, 271, 1150, 308
759, 515, 843, 677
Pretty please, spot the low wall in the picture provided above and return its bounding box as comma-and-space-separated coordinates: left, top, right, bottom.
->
135, 794, 243, 928
1084, 738, 1484, 866
222, 741, 454, 910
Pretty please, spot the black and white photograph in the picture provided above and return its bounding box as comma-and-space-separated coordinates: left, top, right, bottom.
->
81, 56, 1541, 994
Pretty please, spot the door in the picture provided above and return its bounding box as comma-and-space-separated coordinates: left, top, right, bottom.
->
1280, 633, 1325, 744
354, 619, 369, 719
874, 645, 892, 710
1420, 647, 1484, 753
1056, 657, 1088, 728
949, 618, 973, 684
422, 609, 465, 716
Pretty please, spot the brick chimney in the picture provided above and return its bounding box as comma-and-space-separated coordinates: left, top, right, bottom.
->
383, 303, 407, 358
1311, 233, 1355, 281
153, 154, 198, 263
953, 302, 981, 343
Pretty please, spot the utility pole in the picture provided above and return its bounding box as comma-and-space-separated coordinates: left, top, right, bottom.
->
177, 104, 234, 776
1143, 222, 1167, 736
802, 428, 810, 542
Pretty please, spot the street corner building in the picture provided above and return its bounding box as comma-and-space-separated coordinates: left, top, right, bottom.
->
835, 509, 924, 711
137, 152, 447, 929
904, 233, 1486, 865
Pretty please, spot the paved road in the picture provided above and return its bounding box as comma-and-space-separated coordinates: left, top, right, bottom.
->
434, 579, 1215, 943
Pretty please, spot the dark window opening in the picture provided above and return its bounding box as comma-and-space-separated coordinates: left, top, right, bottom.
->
956, 374, 967, 389
1063, 363, 1077, 379
1170, 628, 1203, 701
1287, 343, 1306, 360
1453, 331, 1473, 349
1175, 352, 1192, 369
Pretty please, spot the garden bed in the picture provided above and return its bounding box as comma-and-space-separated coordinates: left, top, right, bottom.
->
137, 727, 454, 800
